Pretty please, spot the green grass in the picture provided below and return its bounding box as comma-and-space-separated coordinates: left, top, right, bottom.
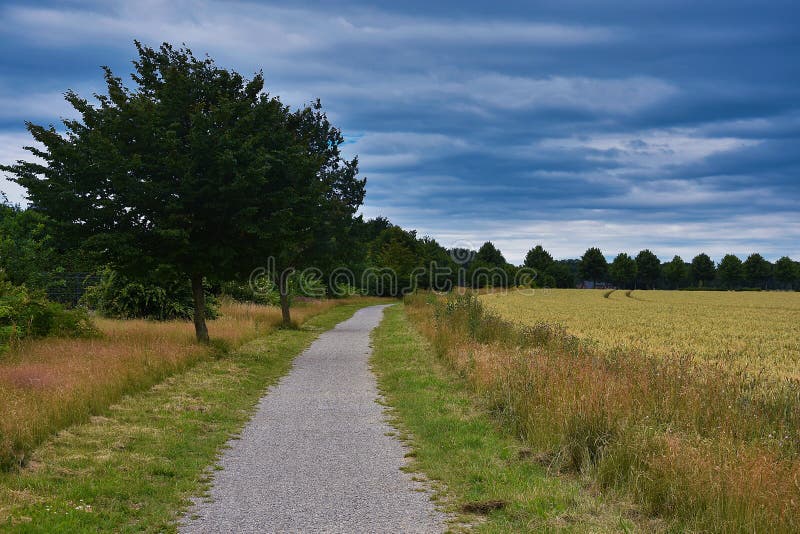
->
0, 302, 375, 532
371, 304, 655, 533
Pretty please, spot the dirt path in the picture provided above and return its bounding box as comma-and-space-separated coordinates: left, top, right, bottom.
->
180, 304, 445, 533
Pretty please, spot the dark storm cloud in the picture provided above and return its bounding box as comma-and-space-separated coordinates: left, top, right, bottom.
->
0, 0, 798, 262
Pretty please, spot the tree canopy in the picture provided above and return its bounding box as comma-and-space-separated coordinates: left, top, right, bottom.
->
476, 242, 507, 267
579, 247, 608, 286
690, 253, 716, 287
524, 245, 553, 273
775, 256, 799, 289
663, 255, 688, 289
718, 254, 744, 289
635, 249, 661, 289
743, 253, 772, 289
609, 252, 637, 289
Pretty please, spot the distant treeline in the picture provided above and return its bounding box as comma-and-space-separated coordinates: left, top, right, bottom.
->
2, 203, 799, 304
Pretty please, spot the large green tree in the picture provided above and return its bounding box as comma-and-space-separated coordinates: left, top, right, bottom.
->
635, 249, 661, 289
718, 254, 744, 289
742, 253, 772, 289
2, 42, 363, 341
609, 252, 637, 289
690, 253, 716, 287
579, 247, 608, 288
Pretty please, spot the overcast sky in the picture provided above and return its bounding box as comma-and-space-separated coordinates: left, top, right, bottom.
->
1, 0, 798, 263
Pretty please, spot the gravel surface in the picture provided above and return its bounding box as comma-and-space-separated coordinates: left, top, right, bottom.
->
181, 304, 445, 533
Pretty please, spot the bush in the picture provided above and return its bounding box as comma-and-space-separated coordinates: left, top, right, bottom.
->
220, 280, 274, 306
81, 268, 218, 320
221, 272, 328, 306
0, 276, 94, 353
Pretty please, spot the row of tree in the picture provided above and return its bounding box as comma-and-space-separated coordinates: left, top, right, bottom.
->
574, 247, 799, 290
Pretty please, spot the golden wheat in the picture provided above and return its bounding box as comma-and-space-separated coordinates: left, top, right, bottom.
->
482, 289, 800, 378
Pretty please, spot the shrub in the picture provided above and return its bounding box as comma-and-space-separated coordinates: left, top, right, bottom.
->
0, 276, 94, 353
81, 268, 218, 320
221, 271, 328, 307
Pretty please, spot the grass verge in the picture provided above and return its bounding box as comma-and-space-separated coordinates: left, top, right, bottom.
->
371, 304, 651, 532
405, 292, 800, 532
0, 297, 370, 470
0, 301, 377, 532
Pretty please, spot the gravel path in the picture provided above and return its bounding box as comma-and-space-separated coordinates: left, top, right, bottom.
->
181, 304, 445, 533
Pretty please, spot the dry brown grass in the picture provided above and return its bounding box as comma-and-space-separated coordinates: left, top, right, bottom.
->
407, 292, 800, 532
0, 297, 350, 470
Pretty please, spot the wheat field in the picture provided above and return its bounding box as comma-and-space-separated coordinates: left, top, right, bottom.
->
481, 289, 800, 378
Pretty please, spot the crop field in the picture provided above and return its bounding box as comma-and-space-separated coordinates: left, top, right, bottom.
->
409, 291, 800, 530
481, 289, 800, 378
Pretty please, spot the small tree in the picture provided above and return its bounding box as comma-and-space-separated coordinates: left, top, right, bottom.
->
718, 254, 744, 289
579, 247, 608, 288
663, 255, 688, 289
609, 252, 637, 289
690, 253, 716, 288
742, 253, 772, 289
259, 100, 364, 324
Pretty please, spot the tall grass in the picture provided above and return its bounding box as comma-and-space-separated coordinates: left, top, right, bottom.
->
406, 292, 800, 532
0, 298, 350, 470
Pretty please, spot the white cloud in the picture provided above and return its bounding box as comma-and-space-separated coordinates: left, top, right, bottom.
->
466, 75, 677, 114
0, 88, 82, 122
270, 73, 677, 117
2, 2, 620, 53
0, 131, 43, 204
536, 129, 761, 168
343, 132, 471, 170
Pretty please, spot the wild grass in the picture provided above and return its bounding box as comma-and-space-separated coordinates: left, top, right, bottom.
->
0, 302, 376, 531
0, 297, 366, 470
372, 304, 651, 532
406, 292, 800, 532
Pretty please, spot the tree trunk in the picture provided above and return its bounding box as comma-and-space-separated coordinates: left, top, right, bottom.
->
191, 273, 210, 344
279, 270, 292, 327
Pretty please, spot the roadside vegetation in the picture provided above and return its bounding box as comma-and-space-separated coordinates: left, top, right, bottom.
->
0, 278, 94, 355
0, 297, 375, 471
372, 304, 652, 532
0, 302, 376, 531
405, 292, 800, 532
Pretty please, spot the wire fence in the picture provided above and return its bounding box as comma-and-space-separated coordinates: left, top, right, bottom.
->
46, 273, 100, 307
